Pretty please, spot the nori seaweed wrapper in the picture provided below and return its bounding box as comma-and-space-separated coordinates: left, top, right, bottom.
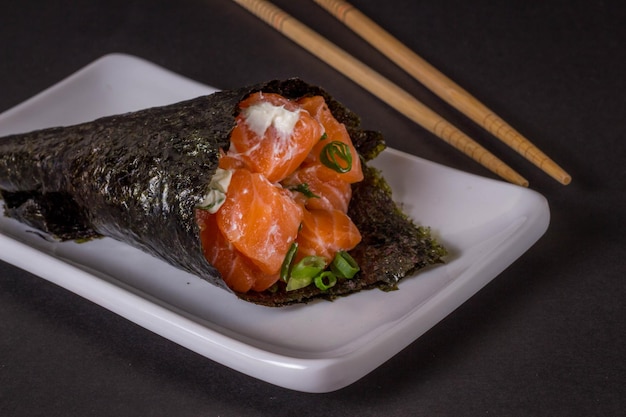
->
0, 78, 445, 305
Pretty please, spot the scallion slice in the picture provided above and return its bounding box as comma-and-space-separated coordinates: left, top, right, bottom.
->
286, 256, 326, 292
286, 275, 313, 291
314, 271, 337, 291
330, 250, 360, 279
280, 242, 298, 282
291, 256, 326, 279
320, 141, 352, 173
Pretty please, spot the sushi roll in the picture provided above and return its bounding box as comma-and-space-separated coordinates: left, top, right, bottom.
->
0, 79, 445, 306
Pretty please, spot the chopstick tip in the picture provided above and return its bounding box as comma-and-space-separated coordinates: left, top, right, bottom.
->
503, 170, 529, 187
559, 174, 572, 186
545, 164, 571, 185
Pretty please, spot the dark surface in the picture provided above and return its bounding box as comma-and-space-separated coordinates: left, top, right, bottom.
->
0, 0, 624, 415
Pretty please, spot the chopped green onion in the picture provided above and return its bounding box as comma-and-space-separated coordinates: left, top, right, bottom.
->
291, 256, 326, 279
314, 271, 337, 291
286, 275, 313, 291
286, 256, 326, 292
330, 250, 360, 279
289, 183, 320, 199
320, 141, 352, 173
280, 242, 298, 281
320, 132, 328, 141
284, 252, 358, 292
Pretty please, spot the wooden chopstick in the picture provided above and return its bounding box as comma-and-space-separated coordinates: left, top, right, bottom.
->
313, 0, 571, 185
232, 0, 528, 186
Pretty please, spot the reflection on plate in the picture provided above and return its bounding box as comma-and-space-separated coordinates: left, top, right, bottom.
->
0, 54, 549, 393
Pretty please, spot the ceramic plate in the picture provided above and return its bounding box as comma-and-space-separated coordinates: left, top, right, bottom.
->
0, 54, 549, 393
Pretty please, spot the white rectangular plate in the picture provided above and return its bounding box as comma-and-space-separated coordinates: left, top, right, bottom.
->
0, 54, 550, 393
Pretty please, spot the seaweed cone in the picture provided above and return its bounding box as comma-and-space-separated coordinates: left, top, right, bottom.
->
0, 79, 445, 304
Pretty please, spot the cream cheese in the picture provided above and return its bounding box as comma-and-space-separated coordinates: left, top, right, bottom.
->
198, 168, 233, 214
241, 101, 301, 139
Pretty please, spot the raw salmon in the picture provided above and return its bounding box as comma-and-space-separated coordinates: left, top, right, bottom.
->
282, 164, 352, 213
196, 210, 279, 293
297, 96, 363, 184
296, 208, 362, 262
198, 93, 364, 293
222, 92, 324, 183
216, 168, 303, 275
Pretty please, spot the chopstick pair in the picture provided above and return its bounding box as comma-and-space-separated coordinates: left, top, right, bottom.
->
232, 0, 571, 186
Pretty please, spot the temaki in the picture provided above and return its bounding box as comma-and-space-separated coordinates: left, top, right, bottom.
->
0, 79, 446, 306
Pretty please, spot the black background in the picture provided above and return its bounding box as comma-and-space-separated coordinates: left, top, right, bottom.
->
1, 1, 624, 415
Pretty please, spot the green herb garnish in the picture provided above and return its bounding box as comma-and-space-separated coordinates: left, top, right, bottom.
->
291, 256, 326, 279
320, 141, 352, 173
330, 250, 360, 279
289, 183, 320, 199
282, 247, 360, 292
286, 255, 326, 291
314, 271, 337, 291
280, 242, 299, 281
